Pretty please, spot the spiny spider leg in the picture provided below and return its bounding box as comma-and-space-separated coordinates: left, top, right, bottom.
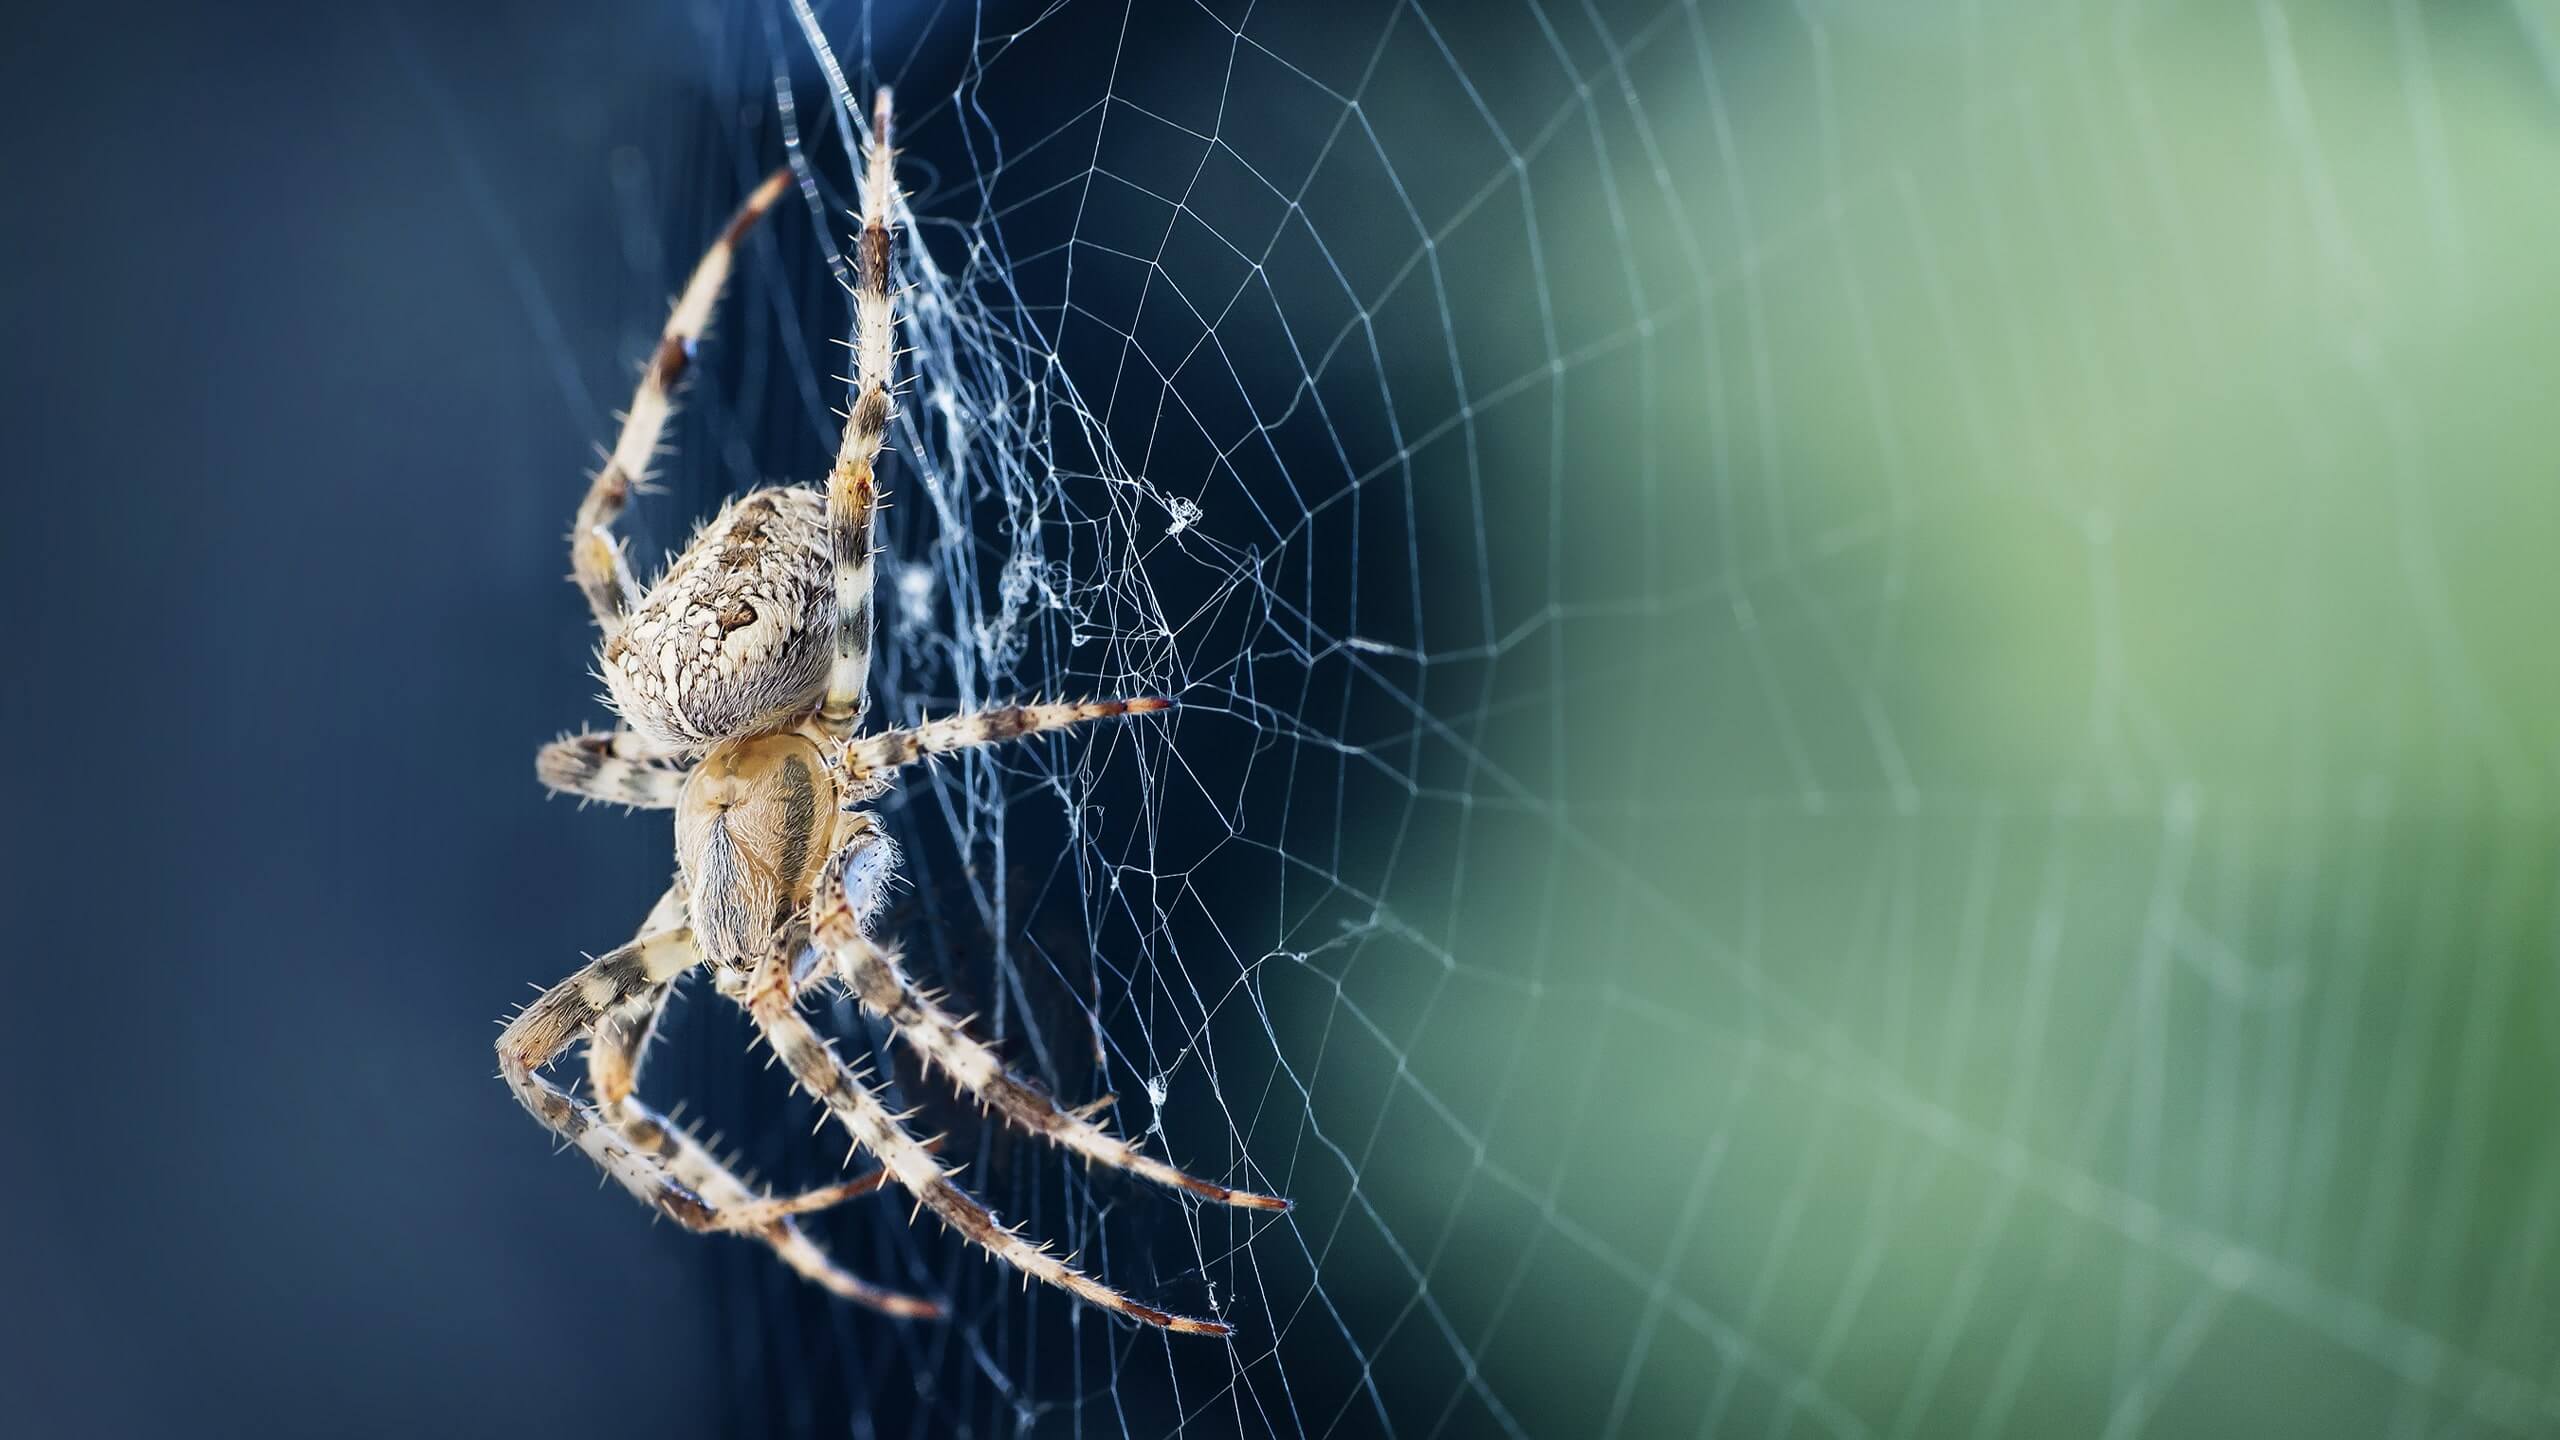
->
498, 894, 938, 1318
812, 819, 1287, 1212
838, 698, 1172, 785
578, 885, 695, 1108
817, 88, 898, 737
739, 954, 1234, 1337
516, 86, 1281, 1329
585, 910, 937, 1316
573, 166, 792, 634
537, 729, 692, 809
497, 921, 711, 1220
704, 1165, 904, 1231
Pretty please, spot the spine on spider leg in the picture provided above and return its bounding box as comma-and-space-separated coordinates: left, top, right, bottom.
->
819, 88, 899, 736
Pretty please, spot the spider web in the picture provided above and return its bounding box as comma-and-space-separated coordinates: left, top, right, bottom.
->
540, 0, 2560, 1435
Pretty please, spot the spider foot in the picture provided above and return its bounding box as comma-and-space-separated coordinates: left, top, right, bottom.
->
707, 1139, 944, 1233
708, 1173, 891, 1233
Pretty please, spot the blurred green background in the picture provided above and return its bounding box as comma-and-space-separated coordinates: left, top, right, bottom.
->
1310, 2, 2560, 1436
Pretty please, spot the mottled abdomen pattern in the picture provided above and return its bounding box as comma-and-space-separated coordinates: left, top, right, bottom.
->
601, 487, 834, 751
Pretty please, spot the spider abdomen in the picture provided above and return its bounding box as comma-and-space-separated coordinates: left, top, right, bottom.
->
600, 486, 834, 750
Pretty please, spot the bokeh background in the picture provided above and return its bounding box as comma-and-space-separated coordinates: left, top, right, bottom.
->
6, 1, 2556, 1437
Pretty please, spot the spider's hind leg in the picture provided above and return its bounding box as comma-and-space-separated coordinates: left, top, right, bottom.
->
817, 88, 900, 738
572, 167, 790, 634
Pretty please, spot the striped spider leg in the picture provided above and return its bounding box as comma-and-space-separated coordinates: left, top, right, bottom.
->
735, 93, 1277, 1326
569, 164, 790, 636
504, 85, 1285, 1336
812, 775, 1285, 1214
737, 939, 1238, 1337
536, 157, 791, 802
813, 87, 896, 740
497, 890, 938, 1317
536, 727, 692, 809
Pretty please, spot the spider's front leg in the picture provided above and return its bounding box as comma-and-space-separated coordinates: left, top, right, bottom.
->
495, 910, 707, 1221
811, 814, 1287, 1212
581, 907, 938, 1316
735, 946, 1234, 1336
496, 890, 938, 1318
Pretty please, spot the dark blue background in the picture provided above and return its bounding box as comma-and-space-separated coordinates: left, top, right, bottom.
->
6, 5, 826, 1433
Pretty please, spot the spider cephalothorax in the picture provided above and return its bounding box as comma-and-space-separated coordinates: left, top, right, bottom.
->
674, 731, 833, 968
497, 90, 1284, 1338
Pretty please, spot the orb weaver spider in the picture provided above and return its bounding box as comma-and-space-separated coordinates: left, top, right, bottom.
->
497, 89, 1285, 1338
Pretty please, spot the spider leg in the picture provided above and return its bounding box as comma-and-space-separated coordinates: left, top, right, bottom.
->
584, 915, 937, 1317
812, 820, 1286, 1211
495, 917, 709, 1222
536, 729, 692, 809
839, 698, 1171, 784
699, 1168, 904, 1231
497, 891, 938, 1318
737, 954, 1234, 1337
817, 89, 899, 738
573, 166, 791, 634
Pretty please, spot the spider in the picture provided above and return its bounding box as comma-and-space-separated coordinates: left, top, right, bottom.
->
497, 90, 1284, 1338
